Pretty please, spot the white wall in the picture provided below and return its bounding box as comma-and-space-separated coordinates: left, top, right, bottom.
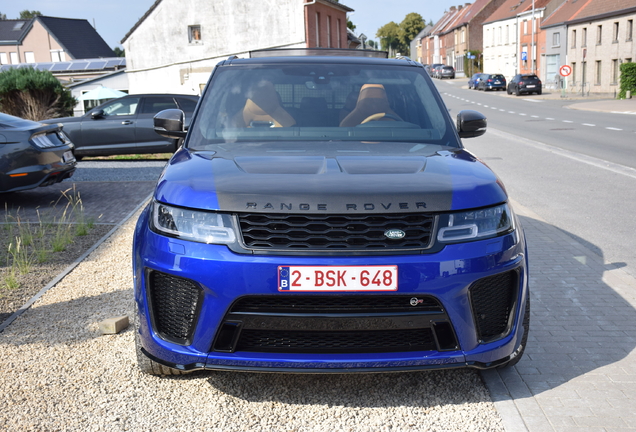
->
123, 0, 306, 94
483, 17, 518, 80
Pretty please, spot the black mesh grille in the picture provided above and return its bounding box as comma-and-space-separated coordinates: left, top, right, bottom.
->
470, 271, 518, 342
238, 213, 435, 250
236, 329, 436, 353
147, 271, 202, 344
231, 295, 443, 313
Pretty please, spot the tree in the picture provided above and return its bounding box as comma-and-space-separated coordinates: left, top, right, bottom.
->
399, 13, 425, 49
0, 12, 7, 20
113, 47, 125, 57
0, 68, 76, 121
618, 61, 636, 99
347, 18, 356, 32
376, 21, 404, 57
19, 10, 41, 19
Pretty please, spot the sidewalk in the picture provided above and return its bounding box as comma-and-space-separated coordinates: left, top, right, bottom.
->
482, 201, 636, 432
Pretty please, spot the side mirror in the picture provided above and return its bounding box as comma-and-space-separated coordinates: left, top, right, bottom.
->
154, 109, 187, 139
457, 110, 487, 138
91, 109, 104, 119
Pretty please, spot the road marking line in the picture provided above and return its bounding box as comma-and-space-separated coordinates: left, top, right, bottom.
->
563, 120, 574, 123
606, 127, 622, 131
582, 123, 596, 127
546, 117, 555, 120
508, 111, 515, 114
484, 105, 489, 107
491, 107, 498, 109
499, 109, 506, 112
519, 113, 527, 116
531, 115, 539, 118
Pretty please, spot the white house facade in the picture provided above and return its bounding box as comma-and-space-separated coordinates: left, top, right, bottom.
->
483, 17, 518, 79
122, 0, 318, 95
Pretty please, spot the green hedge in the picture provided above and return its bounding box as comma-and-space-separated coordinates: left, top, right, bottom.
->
619, 62, 636, 99
0, 67, 76, 120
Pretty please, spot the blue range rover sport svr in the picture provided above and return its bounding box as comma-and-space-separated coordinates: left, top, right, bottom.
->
133, 49, 529, 375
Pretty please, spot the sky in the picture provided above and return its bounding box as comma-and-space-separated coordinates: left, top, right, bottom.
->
1, 0, 465, 49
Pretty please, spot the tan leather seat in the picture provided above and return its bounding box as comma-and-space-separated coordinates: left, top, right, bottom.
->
234, 81, 295, 128
339, 84, 401, 127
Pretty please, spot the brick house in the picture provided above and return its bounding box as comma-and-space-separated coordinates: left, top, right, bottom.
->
0, 16, 115, 65
122, 0, 353, 95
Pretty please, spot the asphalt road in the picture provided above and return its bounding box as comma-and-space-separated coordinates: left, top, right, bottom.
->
436, 80, 636, 279
437, 81, 636, 169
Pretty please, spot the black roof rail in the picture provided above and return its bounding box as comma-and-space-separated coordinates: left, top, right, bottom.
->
249, 48, 389, 59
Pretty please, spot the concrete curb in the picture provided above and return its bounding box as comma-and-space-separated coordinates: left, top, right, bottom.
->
0, 194, 152, 334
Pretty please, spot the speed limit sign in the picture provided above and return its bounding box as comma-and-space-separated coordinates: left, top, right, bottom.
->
560, 65, 572, 77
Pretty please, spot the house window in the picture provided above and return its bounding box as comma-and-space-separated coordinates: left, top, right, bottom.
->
571, 62, 576, 84
596, 25, 602, 45
50, 50, 65, 62
315, 13, 321, 47
337, 19, 341, 48
0, 53, 8, 64
523, 20, 528, 35
595, 60, 601, 85
505, 25, 509, 44
613, 22, 619, 43
462, 28, 466, 43
553, 32, 560, 47
188, 25, 202, 43
327, 16, 332, 48
25, 52, 35, 63
582, 27, 587, 46
628, 20, 633, 41
572, 29, 576, 48
10, 52, 19, 64
611, 59, 619, 84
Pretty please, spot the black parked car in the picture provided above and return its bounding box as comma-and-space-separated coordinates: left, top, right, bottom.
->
0, 112, 76, 193
507, 74, 542, 96
42, 94, 199, 158
439, 66, 455, 79
478, 74, 507, 91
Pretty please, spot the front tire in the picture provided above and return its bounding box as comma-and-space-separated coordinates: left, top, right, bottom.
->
134, 307, 189, 376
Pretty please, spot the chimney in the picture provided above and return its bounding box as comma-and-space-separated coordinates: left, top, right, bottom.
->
450, 6, 457, 11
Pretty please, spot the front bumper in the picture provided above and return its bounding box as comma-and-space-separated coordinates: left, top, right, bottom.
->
133, 206, 529, 372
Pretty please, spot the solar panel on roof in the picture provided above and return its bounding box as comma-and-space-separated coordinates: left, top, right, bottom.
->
51, 63, 71, 71
35, 63, 54, 71
105, 58, 125, 68
87, 61, 107, 69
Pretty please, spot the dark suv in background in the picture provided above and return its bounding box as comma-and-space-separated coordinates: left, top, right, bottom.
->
42, 94, 199, 158
507, 74, 542, 96
478, 74, 506, 91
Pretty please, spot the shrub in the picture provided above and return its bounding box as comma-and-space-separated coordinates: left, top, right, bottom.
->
0, 67, 76, 120
618, 62, 636, 99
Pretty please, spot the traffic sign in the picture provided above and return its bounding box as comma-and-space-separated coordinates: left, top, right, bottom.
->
559, 65, 572, 77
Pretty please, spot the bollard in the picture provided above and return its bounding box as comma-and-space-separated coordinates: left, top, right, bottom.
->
627, 90, 632, 99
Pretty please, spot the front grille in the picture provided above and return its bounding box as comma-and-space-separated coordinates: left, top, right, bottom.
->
213, 295, 458, 354
147, 271, 203, 345
231, 295, 443, 313
238, 213, 435, 251
469, 271, 518, 342
237, 329, 436, 353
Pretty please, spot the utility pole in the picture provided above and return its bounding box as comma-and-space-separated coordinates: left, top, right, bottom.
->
531, 0, 535, 74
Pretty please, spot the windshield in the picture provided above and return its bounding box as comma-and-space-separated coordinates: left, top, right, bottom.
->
187, 63, 456, 150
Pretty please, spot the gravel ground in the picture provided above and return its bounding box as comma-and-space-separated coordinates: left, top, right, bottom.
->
0, 211, 505, 432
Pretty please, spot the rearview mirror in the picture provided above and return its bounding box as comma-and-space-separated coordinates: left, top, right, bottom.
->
457, 110, 487, 138
154, 109, 187, 139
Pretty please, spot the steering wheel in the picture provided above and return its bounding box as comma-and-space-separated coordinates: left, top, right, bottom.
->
360, 112, 402, 124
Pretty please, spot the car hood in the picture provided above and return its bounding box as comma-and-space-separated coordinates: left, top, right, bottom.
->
155, 145, 507, 214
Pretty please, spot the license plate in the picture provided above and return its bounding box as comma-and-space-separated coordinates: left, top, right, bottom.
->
63, 151, 75, 163
526, 85, 536, 88
278, 265, 398, 292
494, 81, 501, 84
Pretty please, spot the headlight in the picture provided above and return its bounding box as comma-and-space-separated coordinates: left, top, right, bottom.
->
151, 202, 237, 244
437, 203, 514, 243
